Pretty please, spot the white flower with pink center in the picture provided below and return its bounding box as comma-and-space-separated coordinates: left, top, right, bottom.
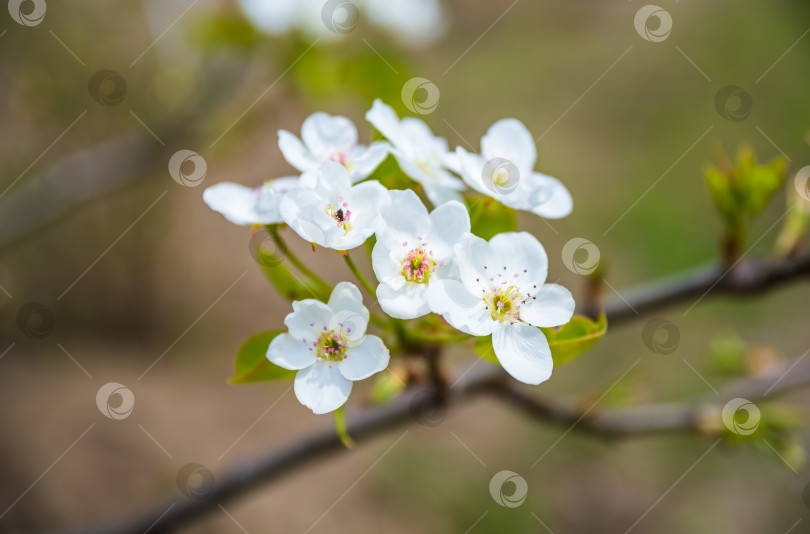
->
428, 232, 575, 385
280, 161, 389, 250
267, 282, 390, 414
202, 177, 300, 225
455, 119, 572, 218
366, 100, 465, 206
371, 189, 470, 319
278, 112, 389, 184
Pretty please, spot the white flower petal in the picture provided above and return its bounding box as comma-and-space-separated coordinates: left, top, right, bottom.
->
519, 284, 575, 328
427, 278, 493, 336
278, 130, 318, 173
492, 323, 553, 385
380, 189, 430, 236
284, 300, 333, 341
377, 282, 431, 319
481, 118, 536, 175
371, 241, 406, 289
427, 200, 470, 255
339, 335, 390, 381
327, 282, 370, 324
366, 100, 403, 147
350, 142, 389, 182
528, 173, 573, 219
422, 180, 465, 207
294, 362, 353, 414
455, 233, 497, 295
203, 183, 280, 225
301, 112, 357, 157
488, 232, 548, 286
267, 333, 317, 370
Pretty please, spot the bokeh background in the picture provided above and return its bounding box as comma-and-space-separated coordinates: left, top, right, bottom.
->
1, 0, 810, 532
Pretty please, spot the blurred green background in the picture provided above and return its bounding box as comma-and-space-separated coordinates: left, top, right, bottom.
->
1, 0, 809, 532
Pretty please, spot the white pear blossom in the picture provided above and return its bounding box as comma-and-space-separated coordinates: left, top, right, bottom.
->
268, 282, 390, 414
280, 161, 388, 250
237, 0, 447, 45
428, 232, 575, 385
455, 119, 572, 218
203, 177, 300, 225
366, 99, 465, 207
371, 189, 470, 319
278, 112, 389, 184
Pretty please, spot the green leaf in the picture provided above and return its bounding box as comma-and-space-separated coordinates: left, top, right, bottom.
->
473, 314, 607, 370
334, 406, 355, 448
229, 331, 296, 384
474, 336, 499, 364
542, 313, 608, 366
369, 370, 406, 406
704, 165, 737, 224
467, 197, 518, 241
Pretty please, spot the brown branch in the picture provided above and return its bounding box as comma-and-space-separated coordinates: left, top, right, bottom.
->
483, 353, 810, 439
36, 251, 810, 534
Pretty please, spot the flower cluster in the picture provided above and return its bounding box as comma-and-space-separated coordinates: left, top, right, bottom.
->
205, 100, 576, 414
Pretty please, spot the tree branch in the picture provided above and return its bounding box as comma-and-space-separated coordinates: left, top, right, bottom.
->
37, 251, 810, 534
483, 353, 810, 438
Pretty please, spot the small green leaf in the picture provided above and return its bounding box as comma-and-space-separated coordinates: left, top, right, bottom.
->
229, 331, 296, 384
473, 314, 607, 370
474, 336, 499, 365
369, 370, 406, 406
334, 406, 355, 448
542, 313, 608, 366
467, 197, 518, 241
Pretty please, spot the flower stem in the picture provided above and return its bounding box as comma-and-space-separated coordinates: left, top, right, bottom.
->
343, 252, 377, 296
267, 225, 329, 289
